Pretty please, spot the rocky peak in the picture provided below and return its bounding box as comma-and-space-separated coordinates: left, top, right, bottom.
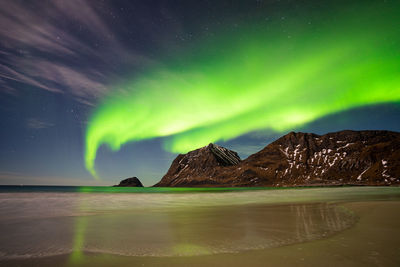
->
207, 143, 241, 166
153, 143, 240, 187
272, 132, 319, 151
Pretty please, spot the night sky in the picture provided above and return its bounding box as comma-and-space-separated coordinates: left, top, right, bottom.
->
0, 0, 399, 186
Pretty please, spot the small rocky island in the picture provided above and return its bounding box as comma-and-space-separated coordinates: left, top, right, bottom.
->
114, 177, 143, 187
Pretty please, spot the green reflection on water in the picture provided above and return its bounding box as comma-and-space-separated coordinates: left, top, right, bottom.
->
75, 186, 319, 194
69, 216, 87, 264
69, 197, 91, 265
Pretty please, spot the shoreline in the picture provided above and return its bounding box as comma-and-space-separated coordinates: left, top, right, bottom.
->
0, 184, 399, 195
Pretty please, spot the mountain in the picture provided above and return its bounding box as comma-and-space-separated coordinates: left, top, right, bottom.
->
154, 130, 400, 187
114, 177, 143, 187
153, 143, 240, 187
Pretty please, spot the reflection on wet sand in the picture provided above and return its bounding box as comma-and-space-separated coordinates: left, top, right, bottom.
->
0, 202, 354, 260
64, 202, 355, 261
69, 216, 87, 264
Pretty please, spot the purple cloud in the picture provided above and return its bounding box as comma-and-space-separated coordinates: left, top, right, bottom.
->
26, 118, 54, 129
0, 0, 154, 105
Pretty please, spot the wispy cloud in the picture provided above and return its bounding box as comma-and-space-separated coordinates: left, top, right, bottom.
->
26, 118, 54, 129
0, 0, 153, 105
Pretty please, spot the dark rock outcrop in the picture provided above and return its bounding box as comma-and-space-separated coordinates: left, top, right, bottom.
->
115, 177, 144, 187
154, 130, 400, 187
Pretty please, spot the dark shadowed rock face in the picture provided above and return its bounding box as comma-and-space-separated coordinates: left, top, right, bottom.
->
154, 130, 400, 187
115, 177, 143, 187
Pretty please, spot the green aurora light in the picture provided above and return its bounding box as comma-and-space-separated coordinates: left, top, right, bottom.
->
85, 3, 400, 178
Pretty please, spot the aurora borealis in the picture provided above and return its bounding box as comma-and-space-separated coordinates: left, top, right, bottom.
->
85, 2, 400, 178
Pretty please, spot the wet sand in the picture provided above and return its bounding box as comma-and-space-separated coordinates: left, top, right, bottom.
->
1, 188, 400, 266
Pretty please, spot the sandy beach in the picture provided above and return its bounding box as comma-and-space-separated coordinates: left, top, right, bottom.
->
0, 187, 399, 266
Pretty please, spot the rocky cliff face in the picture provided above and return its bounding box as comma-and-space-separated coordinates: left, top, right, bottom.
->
154, 130, 400, 187
153, 143, 240, 187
